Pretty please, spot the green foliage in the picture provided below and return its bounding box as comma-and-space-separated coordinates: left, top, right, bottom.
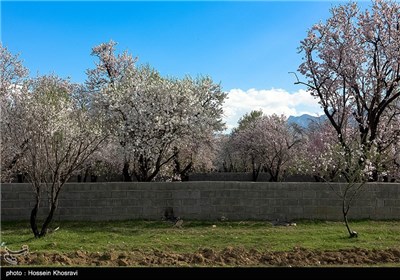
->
234, 110, 263, 132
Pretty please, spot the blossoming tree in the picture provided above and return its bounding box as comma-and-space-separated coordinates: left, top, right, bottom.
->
228, 112, 303, 181
87, 41, 226, 181
296, 0, 400, 181
4, 74, 107, 237
0, 44, 29, 182
294, 0, 400, 236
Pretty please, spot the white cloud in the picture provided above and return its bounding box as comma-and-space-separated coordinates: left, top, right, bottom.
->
222, 88, 323, 132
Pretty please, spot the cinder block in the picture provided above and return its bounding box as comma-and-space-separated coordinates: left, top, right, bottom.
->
92, 191, 110, 199
219, 191, 231, 198
119, 199, 139, 207
181, 206, 201, 214
182, 199, 199, 206
112, 207, 127, 215
250, 199, 268, 207
111, 184, 131, 191
288, 206, 303, 214
64, 192, 81, 200
258, 206, 273, 216
2, 192, 19, 200
300, 199, 317, 206
122, 190, 136, 198
90, 199, 108, 207
274, 191, 287, 198
268, 199, 284, 206
1, 201, 14, 208
351, 207, 373, 219
285, 199, 299, 206
273, 207, 287, 214
302, 191, 317, 199
384, 200, 398, 207
106, 199, 123, 207
287, 192, 300, 199
154, 192, 171, 199
210, 198, 224, 205
111, 191, 127, 198
200, 191, 216, 198
303, 206, 323, 219
375, 199, 384, 208
57, 199, 75, 208
125, 207, 143, 215
18, 192, 35, 200
246, 192, 260, 199
3, 208, 29, 217
319, 199, 341, 207
76, 199, 91, 207
325, 207, 341, 220
316, 191, 332, 199
214, 205, 230, 213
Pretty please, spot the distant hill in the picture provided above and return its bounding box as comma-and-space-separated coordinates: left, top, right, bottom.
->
287, 114, 326, 128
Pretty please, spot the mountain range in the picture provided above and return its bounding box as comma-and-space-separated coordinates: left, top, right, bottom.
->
287, 114, 327, 128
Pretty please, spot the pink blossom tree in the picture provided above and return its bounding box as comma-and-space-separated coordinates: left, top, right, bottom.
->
296, 0, 400, 181
230, 113, 303, 181
171, 130, 217, 181
295, 118, 386, 237
295, 0, 400, 237
214, 134, 246, 173
295, 119, 345, 182
229, 111, 265, 181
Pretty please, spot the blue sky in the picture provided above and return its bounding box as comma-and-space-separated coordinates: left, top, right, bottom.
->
1, 0, 370, 130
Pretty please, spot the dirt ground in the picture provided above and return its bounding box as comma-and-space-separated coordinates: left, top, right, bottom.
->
1, 247, 400, 267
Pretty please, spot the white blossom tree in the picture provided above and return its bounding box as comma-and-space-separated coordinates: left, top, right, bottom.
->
0, 43, 28, 96
88, 41, 226, 181
0, 44, 29, 182
5, 74, 107, 237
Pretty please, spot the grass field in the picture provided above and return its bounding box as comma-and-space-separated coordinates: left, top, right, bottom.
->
1, 220, 400, 254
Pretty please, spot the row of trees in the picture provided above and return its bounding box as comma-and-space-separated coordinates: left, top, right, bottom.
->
217, 110, 399, 183
0, 42, 226, 236
1, 41, 226, 182
2, 1, 399, 186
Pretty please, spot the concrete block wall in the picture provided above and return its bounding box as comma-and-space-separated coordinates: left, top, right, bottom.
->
1, 182, 399, 221
188, 172, 315, 182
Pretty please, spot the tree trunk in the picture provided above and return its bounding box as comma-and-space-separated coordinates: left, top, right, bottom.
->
90, 174, 97, 182
343, 200, 357, 238
252, 165, 261, 182
30, 195, 40, 238
83, 167, 90, 182
178, 162, 193, 182
39, 203, 57, 237
251, 157, 261, 182
122, 161, 131, 182
268, 170, 278, 182
17, 173, 24, 183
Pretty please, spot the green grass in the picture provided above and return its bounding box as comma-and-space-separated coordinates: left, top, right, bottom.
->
1, 220, 400, 254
